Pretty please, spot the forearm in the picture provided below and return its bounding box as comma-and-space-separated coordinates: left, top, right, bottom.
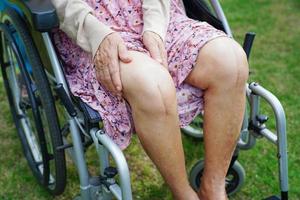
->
142, 0, 171, 41
51, 0, 114, 57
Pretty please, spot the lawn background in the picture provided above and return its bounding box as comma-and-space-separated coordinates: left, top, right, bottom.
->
0, 0, 299, 199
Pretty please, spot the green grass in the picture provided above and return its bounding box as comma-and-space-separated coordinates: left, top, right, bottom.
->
1, 0, 300, 199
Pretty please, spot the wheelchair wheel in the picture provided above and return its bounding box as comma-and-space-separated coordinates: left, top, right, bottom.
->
189, 160, 245, 196
181, 115, 203, 139
0, 8, 66, 195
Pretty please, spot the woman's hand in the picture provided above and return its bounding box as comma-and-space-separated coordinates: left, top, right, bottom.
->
142, 31, 168, 68
94, 32, 132, 95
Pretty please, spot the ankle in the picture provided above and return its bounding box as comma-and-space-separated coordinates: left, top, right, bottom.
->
198, 189, 227, 200
172, 186, 199, 200
198, 181, 227, 200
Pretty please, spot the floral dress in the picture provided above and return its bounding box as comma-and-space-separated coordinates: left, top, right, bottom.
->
52, 0, 227, 149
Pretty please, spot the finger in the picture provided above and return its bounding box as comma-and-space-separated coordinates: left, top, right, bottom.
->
94, 56, 113, 91
118, 43, 132, 63
158, 43, 168, 68
96, 66, 112, 92
102, 64, 117, 93
148, 43, 163, 64
109, 57, 122, 92
94, 60, 105, 84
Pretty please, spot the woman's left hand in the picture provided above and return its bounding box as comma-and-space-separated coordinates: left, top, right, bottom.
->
142, 31, 168, 68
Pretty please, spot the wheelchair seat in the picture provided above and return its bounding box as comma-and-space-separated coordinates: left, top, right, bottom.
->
21, 0, 58, 32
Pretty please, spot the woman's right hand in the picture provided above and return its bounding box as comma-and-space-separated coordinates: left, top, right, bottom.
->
93, 32, 132, 95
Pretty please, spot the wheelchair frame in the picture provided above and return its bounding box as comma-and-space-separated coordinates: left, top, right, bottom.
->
42, 29, 134, 200
0, 0, 288, 199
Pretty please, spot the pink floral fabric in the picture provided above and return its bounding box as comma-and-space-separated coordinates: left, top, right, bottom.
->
52, 0, 227, 149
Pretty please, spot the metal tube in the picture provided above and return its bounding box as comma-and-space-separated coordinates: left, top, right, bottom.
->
95, 131, 133, 200
210, 0, 233, 37
237, 131, 256, 150
249, 82, 288, 193
98, 145, 110, 175
42, 33, 92, 199
109, 184, 122, 200
260, 128, 277, 144
90, 128, 110, 176
62, 137, 76, 165
41, 33, 70, 94
250, 93, 260, 127
69, 119, 91, 199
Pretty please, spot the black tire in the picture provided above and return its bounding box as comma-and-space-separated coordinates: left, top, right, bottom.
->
0, 7, 66, 195
189, 160, 245, 196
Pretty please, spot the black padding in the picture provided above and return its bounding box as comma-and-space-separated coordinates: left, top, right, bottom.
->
54, 84, 77, 117
22, 0, 58, 32
182, 0, 225, 31
77, 99, 102, 124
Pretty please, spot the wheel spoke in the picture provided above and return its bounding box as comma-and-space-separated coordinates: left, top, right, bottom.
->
6, 45, 22, 110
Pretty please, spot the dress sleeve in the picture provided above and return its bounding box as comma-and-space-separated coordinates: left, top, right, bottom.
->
51, 0, 115, 58
142, 0, 171, 41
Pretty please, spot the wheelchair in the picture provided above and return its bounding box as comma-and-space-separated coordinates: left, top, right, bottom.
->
0, 0, 289, 199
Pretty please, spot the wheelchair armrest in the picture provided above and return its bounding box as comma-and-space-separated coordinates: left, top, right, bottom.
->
183, 0, 225, 32
20, 0, 59, 32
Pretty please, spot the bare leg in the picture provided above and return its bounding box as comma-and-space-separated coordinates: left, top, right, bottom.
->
120, 51, 198, 200
185, 37, 249, 200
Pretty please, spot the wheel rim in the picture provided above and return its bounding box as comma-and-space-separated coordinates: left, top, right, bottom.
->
1, 23, 56, 189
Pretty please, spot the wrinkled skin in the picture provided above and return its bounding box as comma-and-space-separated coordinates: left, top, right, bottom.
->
93, 31, 167, 95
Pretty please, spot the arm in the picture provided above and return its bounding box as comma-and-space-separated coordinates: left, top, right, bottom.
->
51, 0, 115, 57
142, 0, 171, 41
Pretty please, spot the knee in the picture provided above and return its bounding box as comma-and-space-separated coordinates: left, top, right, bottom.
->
207, 39, 249, 89
126, 69, 176, 116
121, 53, 177, 116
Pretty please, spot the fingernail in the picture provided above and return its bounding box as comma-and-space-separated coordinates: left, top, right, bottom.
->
116, 86, 121, 91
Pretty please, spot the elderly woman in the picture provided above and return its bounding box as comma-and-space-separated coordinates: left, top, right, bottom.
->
51, 0, 248, 199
